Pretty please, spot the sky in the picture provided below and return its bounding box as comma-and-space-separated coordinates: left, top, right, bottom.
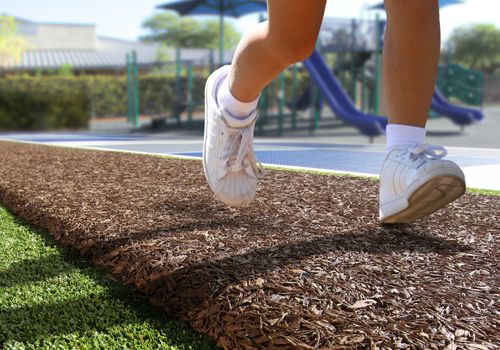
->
2, 0, 500, 44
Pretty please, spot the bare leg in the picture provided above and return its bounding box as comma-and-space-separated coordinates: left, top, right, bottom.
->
378, 0, 466, 224
383, 0, 440, 127
228, 0, 327, 103
203, 1, 326, 206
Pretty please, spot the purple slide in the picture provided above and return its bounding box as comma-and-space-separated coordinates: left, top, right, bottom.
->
303, 50, 387, 137
431, 88, 484, 126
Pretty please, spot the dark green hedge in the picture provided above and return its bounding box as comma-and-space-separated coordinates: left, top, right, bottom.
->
0, 76, 187, 130
0, 79, 89, 131
0, 71, 309, 131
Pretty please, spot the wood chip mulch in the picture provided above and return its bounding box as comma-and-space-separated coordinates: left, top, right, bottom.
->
0, 141, 498, 350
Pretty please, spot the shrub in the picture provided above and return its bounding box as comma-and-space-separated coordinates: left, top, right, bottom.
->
0, 70, 309, 131
0, 79, 89, 130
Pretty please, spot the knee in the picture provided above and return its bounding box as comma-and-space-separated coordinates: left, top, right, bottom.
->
281, 43, 315, 65
266, 31, 317, 66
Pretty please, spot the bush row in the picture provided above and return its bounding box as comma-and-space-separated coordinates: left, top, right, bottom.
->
0, 82, 89, 131
0, 72, 310, 131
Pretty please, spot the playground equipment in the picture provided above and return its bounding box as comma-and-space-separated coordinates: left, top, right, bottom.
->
170, 48, 215, 128
304, 50, 387, 138
255, 17, 386, 138
429, 63, 485, 127
333, 15, 485, 130
126, 48, 215, 130
431, 88, 484, 128
172, 50, 195, 128
437, 63, 484, 106
126, 14, 483, 136
126, 51, 139, 126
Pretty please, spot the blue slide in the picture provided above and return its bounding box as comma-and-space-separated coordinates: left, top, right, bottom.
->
431, 88, 484, 126
303, 50, 387, 137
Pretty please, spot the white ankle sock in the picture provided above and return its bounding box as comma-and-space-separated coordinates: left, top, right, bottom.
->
386, 124, 426, 151
217, 76, 259, 119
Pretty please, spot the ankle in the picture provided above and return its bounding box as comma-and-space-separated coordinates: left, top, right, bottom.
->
216, 75, 259, 119
386, 124, 426, 152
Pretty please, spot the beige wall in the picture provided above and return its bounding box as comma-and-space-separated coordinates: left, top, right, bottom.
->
24, 24, 96, 50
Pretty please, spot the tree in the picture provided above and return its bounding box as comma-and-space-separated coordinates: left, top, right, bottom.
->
141, 12, 241, 50
0, 15, 26, 67
445, 24, 500, 74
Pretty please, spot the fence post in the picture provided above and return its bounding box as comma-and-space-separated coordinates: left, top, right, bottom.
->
175, 48, 182, 125
350, 18, 357, 102
258, 87, 268, 133
132, 50, 139, 127
310, 84, 319, 133
187, 62, 193, 128
126, 53, 132, 124
361, 64, 367, 113
291, 64, 298, 129
374, 14, 383, 115
277, 72, 285, 135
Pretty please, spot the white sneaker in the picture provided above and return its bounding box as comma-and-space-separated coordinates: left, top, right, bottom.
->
379, 144, 466, 223
203, 65, 264, 206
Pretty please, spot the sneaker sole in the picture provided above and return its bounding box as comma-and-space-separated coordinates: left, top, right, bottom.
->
381, 175, 466, 224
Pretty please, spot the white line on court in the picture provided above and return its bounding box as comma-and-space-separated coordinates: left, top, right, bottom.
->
2, 138, 498, 191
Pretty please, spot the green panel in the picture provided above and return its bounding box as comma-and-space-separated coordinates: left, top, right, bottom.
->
437, 63, 484, 106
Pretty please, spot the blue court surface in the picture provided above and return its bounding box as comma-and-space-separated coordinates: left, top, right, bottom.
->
1, 132, 499, 191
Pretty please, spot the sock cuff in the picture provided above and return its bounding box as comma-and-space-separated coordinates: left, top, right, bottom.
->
386, 124, 426, 151
217, 76, 259, 119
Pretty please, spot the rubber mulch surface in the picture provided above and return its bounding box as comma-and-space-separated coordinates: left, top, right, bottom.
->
0, 141, 498, 350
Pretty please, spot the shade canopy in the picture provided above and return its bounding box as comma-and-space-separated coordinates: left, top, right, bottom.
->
158, 0, 267, 17
369, 0, 464, 10
158, 0, 267, 65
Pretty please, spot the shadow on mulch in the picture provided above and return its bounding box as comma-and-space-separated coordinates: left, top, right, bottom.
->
0, 141, 498, 350
147, 225, 470, 309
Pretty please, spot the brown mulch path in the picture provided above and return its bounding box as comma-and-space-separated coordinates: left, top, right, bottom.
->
0, 141, 498, 350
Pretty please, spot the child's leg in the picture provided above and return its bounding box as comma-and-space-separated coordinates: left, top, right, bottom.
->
204, 0, 326, 206
218, 0, 326, 118
383, 0, 441, 129
379, 0, 466, 223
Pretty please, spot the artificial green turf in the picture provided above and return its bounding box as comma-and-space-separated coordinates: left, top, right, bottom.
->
465, 187, 500, 196
0, 206, 218, 350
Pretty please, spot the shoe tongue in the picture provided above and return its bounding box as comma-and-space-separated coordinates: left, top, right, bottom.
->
222, 109, 257, 128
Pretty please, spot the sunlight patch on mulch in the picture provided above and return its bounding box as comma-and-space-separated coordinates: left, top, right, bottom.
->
0, 141, 498, 350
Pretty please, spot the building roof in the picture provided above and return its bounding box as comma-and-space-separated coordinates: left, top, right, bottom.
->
1, 17, 159, 71
1, 16, 233, 71
3, 38, 158, 71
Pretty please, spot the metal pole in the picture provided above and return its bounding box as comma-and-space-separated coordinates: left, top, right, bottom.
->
126, 53, 132, 123
291, 64, 298, 129
374, 13, 382, 115
258, 87, 268, 133
176, 47, 181, 78
175, 48, 181, 125
350, 19, 357, 103
277, 72, 285, 136
361, 64, 367, 113
310, 84, 319, 133
132, 50, 139, 127
187, 62, 193, 128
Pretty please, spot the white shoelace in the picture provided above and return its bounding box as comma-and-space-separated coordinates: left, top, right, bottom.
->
409, 144, 448, 160
217, 124, 265, 181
